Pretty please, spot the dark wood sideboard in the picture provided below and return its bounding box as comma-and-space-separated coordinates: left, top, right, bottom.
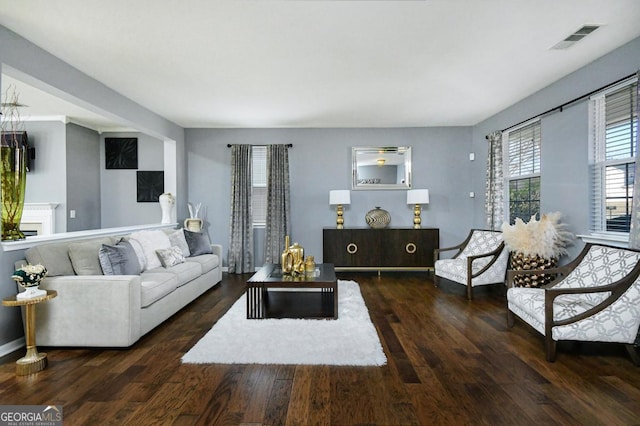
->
323, 227, 439, 272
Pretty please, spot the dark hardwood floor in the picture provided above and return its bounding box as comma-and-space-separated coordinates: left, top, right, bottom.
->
1, 272, 640, 425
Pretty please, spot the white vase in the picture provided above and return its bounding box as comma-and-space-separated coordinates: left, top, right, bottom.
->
17, 285, 47, 300
159, 193, 175, 224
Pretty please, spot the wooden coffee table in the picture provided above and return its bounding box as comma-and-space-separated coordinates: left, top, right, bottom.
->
246, 263, 337, 319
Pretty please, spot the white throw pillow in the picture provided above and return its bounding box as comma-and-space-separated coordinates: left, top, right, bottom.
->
129, 230, 172, 270
126, 238, 147, 271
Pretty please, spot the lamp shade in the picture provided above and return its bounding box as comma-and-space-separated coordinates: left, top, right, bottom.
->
407, 189, 429, 205
329, 190, 351, 205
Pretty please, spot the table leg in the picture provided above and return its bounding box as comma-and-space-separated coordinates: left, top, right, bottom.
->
16, 304, 47, 375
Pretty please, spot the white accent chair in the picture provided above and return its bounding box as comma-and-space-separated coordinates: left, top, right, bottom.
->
434, 229, 510, 300
507, 243, 640, 365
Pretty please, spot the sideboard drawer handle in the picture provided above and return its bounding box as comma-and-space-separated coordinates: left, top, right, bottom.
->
346, 243, 358, 254
406, 242, 417, 254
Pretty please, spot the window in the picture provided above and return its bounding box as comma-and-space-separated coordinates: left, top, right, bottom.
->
505, 120, 541, 224
591, 79, 638, 233
252, 146, 267, 226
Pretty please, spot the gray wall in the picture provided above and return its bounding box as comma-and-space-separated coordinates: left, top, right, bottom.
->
471, 36, 640, 260
66, 123, 101, 232
0, 25, 185, 352
185, 127, 473, 266
100, 132, 165, 228
22, 120, 67, 233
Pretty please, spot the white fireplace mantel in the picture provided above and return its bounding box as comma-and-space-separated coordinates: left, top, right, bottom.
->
20, 203, 59, 236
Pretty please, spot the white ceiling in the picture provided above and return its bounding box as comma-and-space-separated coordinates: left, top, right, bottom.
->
1, 0, 640, 130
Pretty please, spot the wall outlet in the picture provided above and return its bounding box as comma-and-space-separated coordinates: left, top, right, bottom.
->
469, 192, 475, 198
469, 152, 475, 161
70, 210, 76, 219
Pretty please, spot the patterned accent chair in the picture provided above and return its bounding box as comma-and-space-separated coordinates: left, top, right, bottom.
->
507, 243, 640, 365
434, 229, 510, 300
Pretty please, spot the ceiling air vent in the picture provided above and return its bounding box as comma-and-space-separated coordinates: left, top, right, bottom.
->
551, 25, 600, 50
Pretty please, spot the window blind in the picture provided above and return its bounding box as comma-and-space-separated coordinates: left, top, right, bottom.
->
505, 120, 541, 223
591, 79, 638, 233
591, 80, 637, 233
252, 146, 267, 226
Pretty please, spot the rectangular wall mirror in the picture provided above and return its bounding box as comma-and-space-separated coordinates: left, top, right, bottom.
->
352, 146, 412, 190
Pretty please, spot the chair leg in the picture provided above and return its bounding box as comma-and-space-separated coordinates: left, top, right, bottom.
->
545, 337, 557, 362
625, 345, 640, 366
467, 284, 473, 300
507, 310, 514, 328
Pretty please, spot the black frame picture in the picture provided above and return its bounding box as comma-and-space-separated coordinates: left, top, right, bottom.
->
136, 171, 164, 202
105, 137, 138, 169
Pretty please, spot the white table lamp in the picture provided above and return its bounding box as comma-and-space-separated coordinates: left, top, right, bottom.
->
407, 189, 430, 228
329, 190, 351, 229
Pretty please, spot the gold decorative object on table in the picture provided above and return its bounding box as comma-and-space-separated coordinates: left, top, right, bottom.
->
3, 290, 57, 375
280, 235, 310, 275
305, 255, 316, 273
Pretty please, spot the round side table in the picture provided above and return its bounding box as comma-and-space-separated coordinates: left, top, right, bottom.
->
2, 289, 57, 375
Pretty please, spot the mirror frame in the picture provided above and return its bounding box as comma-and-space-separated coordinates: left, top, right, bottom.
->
352, 146, 412, 190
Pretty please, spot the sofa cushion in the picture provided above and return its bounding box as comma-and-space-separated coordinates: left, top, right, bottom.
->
186, 253, 220, 274
148, 261, 202, 287
168, 229, 191, 257
156, 246, 185, 268
99, 240, 142, 275
184, 229, 213, 256
25, 242, 76, 276
68, 237, 115, 275
140, 272, 178, 307
129, 230, 172, 271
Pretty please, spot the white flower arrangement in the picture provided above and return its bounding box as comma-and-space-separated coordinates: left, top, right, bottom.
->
501, 212, 574, 259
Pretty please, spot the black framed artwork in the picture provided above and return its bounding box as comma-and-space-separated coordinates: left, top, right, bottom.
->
137, 171, 164, 202
105, 137, 138, 169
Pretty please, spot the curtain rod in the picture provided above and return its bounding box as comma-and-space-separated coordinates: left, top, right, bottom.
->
487, 72, 637, 138
227, 143, 293, 148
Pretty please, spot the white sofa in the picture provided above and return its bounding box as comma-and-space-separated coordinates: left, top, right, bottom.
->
16, 228, 222, 347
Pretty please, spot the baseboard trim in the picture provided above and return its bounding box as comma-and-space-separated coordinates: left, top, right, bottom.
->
0, 337, 25, 358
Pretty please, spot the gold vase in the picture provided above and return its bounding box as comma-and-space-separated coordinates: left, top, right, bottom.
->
281, 235, 292, 273
305, 255, 316, 273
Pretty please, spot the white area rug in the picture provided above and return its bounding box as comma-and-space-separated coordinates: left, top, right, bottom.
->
182, 280, 387, 366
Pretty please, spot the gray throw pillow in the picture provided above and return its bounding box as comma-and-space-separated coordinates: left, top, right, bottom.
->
184, 230, 213, 256
99, 240, 142, 275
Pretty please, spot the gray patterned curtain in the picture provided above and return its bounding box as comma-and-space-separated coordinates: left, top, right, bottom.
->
228, 145, 254, 273
629, 71, 640, 249
485, 130, 504, 230
264, 144, 291, 263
